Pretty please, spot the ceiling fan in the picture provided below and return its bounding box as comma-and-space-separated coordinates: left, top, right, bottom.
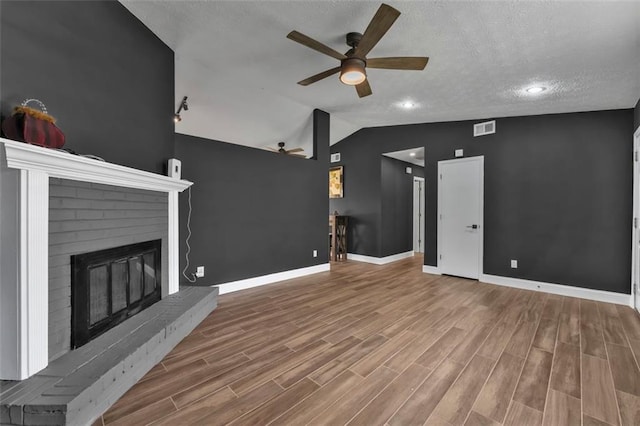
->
287, 3, 429, 98
268, 142, 306, 157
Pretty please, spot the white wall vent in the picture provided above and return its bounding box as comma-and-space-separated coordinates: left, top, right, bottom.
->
330, 153, 341, 163
473, 120, 496, 137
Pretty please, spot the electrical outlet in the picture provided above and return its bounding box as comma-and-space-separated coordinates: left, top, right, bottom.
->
510, 260, 518, 269
196, 266, 205, 277
313, 250, 318, 258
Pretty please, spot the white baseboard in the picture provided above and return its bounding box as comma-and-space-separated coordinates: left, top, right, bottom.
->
347, 251, 414, 265
480, 273, 633, 307
422, 265, 442, 275
216, 263, 330, 295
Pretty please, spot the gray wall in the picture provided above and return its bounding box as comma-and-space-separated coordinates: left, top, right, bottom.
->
329, 151, 381, 256
0, 0, 174, 174
381, 157, 424, 257
174, 110, 329, 285
635, 98, 639, 131
49, 179, 168, 360
332, 109, 633, 294
329, 154, 424, 258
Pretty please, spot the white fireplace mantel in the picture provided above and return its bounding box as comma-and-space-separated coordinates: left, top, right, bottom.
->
2, 138, 191, 192
0, 138, 192, 380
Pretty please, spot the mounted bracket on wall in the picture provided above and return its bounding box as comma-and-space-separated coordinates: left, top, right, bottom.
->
173, 96, 188, 123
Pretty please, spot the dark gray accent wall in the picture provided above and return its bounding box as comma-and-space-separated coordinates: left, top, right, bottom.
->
635, 98, 639, 131
332, 109, 633, 294
0, 0, 174, 173
49, 179, 168, 361
329, 139, 425, 257
174, 110, 329, 285
381, 157, 424, 257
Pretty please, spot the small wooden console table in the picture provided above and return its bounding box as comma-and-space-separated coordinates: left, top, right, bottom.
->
329, 214, 348, 261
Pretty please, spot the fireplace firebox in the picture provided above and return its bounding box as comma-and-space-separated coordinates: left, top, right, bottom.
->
71, 240, 162, 348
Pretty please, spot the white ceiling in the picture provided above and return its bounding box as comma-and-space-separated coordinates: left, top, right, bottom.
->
383, 147, 425, 167
121, 1, 640, 156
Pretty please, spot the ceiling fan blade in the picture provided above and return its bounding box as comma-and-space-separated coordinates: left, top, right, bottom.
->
297, 66, 341, 86
287, 31, 347, 60
367, 57, 429, 70
267, 147, 280, 152
286, 148, 304, 153
356, 80, 372, 98
355, 4, 401, 57
289, 153, 307, 158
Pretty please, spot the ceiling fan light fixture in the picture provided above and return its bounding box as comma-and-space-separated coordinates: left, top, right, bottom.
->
340, 58, 366, 86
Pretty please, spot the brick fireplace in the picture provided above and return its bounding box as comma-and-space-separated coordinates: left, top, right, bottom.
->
0, 138, 191, 380
49, 179, 169, 360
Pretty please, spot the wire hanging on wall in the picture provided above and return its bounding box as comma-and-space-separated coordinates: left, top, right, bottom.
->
181, 186, 197, 283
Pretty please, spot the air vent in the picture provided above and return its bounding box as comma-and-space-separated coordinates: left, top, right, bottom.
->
473, 120, 496, 137
330, 153, 341, 163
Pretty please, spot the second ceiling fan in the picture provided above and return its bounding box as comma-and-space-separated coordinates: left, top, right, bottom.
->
287, 3, 429, 98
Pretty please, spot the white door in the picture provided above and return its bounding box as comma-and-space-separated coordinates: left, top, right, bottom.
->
438, 157, 484, 279
633, 128, 640, 312
413, 177, 425, 253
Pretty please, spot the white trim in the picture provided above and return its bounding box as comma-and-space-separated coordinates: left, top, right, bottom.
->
480, 273, 633, 307
422, 265, 442, 275
216, 263, 330, 295
0, 138, 192, 380
413, 177, 425, 253
633, 127, 640, 312
1, 138, 192, 192
23, 170, 49, 378
167, 192, 180, 295
437, 156, 484, 279
347, 251, 414, 265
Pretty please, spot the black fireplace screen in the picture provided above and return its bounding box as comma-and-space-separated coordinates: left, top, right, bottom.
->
71, 240, 161, 348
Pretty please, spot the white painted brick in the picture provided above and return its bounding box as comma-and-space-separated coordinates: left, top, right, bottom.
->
50, 210, 76, 221
48, 179, 169, 360
49, 185, 76, 198
75, 210, 104, 220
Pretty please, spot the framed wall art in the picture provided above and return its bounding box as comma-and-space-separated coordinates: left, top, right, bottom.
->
329, 166, 343, 198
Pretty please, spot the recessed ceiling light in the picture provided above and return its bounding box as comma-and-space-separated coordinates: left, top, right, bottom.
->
526, 86, 546, 94
401, 101, 415, 109
409, 152, 416, 157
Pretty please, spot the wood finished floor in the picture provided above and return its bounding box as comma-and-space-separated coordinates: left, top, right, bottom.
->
99, 256, 640, 426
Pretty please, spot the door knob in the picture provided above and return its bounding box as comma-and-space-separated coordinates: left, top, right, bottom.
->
466, 224, 478, 229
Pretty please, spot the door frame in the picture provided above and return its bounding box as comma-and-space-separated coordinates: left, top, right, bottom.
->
413, 176, 425, 253
632, 127, 640, 311
437, 156, 484, 278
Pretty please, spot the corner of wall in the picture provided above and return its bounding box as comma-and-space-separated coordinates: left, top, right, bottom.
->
313, 109, 330, 161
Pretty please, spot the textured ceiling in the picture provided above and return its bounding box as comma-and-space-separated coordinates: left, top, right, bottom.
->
383, 147, 425, 167
120, 1, 640, 156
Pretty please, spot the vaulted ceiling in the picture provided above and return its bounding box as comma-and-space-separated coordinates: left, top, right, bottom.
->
121, 1, 640, 156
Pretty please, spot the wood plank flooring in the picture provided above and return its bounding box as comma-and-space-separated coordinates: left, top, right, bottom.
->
99, 256, 640, 425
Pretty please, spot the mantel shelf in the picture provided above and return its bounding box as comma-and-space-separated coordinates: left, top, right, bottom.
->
0, 137, 188, 380
0, 138, 192, 193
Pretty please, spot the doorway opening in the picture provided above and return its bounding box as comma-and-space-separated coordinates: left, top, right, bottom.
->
381, 147, 425, 266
